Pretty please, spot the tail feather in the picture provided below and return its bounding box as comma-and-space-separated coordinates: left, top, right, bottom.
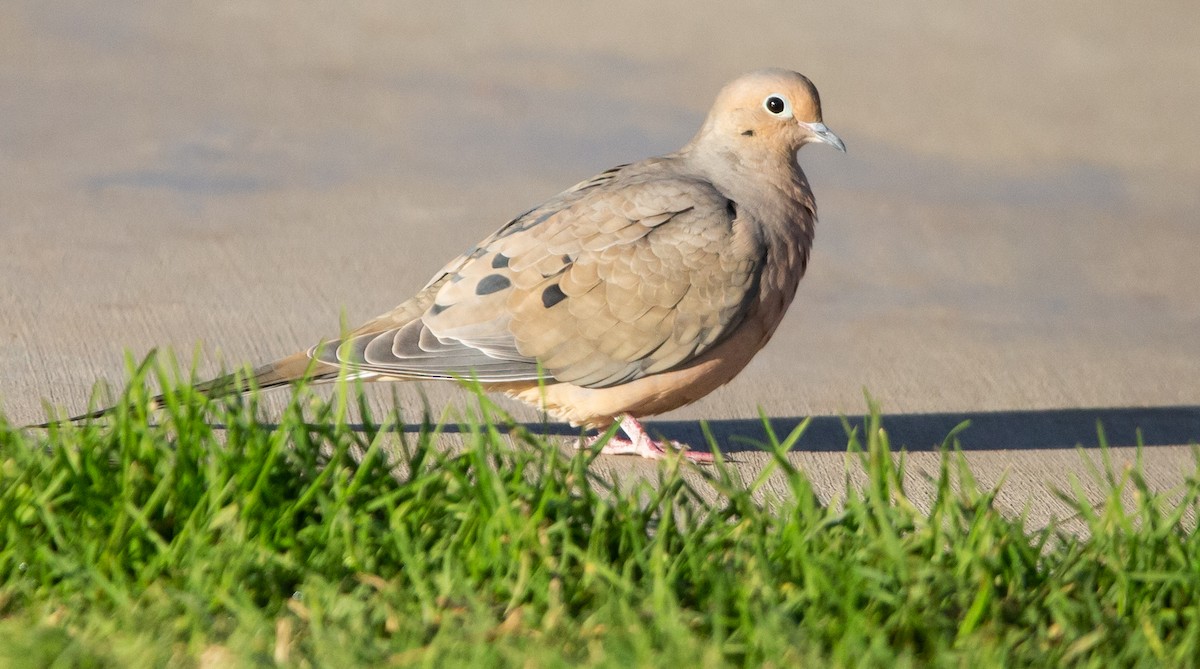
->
30, 350, 339, 428
194, 351, 338, 397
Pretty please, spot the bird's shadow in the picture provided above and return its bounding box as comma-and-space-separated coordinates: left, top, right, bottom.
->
392, 405, 1200, 453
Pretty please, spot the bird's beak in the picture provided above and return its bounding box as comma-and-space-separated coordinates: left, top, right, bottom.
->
801, 122, 846, 152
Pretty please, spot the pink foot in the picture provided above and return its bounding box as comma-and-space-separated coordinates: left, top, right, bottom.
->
582, 415, 714, 464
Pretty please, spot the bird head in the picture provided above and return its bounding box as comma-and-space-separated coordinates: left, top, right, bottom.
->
694, 68, 846, 158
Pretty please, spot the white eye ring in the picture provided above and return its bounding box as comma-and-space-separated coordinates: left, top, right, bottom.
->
763, 94, 793, 118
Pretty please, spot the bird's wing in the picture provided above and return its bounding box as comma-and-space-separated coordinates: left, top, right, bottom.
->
319, 166, 768, 388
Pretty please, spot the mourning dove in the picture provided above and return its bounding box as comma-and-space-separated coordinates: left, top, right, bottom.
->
62, 68, 845, 461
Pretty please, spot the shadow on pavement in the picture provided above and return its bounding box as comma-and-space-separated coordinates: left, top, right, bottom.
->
413, 405, 1200, 452
643, 405, 1200, 452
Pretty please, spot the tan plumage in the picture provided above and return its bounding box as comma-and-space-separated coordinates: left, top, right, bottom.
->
63, 68, 846, 460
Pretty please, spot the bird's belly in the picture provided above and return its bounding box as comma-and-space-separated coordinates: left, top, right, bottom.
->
494, 302, 785, 429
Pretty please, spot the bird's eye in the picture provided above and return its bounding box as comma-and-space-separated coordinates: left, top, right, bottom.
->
763, 94, 792, 118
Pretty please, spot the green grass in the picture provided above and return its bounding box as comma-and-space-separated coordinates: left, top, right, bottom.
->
2, 359, 1199, 668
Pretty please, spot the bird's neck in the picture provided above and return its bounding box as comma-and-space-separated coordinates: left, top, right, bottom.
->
683, 143, 815, 236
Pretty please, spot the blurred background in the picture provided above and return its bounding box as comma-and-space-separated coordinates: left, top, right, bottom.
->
2, 1, 1198, 434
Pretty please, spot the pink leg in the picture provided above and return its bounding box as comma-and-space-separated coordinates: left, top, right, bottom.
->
583, 414, 714, 464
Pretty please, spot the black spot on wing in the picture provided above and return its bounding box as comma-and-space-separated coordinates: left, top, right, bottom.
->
475, 274, 512, 295
541, 283, 567, 308
542, 263, 570, 279
492, 253, 510, 269
429, 302, 450, 316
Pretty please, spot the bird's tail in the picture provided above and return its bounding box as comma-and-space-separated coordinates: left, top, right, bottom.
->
30, 350, 339, 428
196, 350, 338, 397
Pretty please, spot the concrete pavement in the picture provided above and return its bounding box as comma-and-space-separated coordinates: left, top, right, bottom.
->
3, 1, 1199, 527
